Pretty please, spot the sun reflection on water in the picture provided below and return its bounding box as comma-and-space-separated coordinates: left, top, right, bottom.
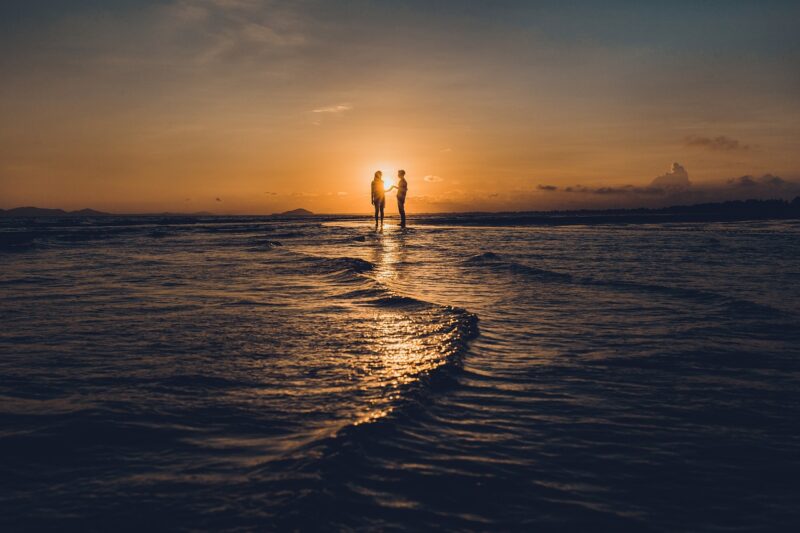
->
348, 228, 464, 426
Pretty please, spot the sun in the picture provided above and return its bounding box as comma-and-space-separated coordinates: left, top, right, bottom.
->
365, 160, 402, 191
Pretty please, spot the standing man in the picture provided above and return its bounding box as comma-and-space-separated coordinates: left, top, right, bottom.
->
395, 169, 408, 228
370, 170, 386, 230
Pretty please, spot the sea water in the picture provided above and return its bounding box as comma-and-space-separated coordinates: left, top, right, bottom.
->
1, 216, 799, 530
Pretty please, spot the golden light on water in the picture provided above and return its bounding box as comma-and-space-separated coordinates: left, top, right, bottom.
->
346, 228, 455, 427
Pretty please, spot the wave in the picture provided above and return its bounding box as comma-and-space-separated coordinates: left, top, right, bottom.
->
301, 255, 376, 276
464, 251, 787, 316
244, 239, 283, 251
0, 232, 39, 252
0, 276, 57, 286
279, 248, 480, 440
365, 294, 431, 309
586, 278, 786, 317
464, 251, 503, 263
464, 252, 573, 281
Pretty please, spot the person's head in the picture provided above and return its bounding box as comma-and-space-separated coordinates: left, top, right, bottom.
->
398, 169, 406, 179
374, 170, 382, 180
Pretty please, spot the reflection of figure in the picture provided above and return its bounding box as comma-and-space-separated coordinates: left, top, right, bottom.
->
389, 169, 408, 228
371, 170, 386, 230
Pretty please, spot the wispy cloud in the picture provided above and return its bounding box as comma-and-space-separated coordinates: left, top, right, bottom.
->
685, 135, 749, 152
312, 104, 353, 114
168, 0, 307, 64
424, 175, 443, 183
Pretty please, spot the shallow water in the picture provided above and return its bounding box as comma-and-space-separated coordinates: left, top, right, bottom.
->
1, 216, 799, 531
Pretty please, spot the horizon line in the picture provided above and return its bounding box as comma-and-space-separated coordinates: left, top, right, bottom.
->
2, 196, 799, 218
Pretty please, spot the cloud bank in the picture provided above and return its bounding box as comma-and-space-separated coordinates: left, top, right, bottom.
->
535, 163, 800, 208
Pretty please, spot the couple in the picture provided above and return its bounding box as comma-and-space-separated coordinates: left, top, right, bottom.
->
371, 170, 408, 230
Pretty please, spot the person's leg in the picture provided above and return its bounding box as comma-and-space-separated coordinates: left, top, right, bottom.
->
374, 202, 379, 228
398, 199, 406, 227
380, 200, 385, 227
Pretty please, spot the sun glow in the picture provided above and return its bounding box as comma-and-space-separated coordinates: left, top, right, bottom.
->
365, 161, 403, 194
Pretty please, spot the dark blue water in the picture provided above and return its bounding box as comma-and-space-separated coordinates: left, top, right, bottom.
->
1, 216, 799, 531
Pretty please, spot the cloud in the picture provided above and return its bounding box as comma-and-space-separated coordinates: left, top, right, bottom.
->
686, 135, 749, 152
562, 185, 665, 195
542, 167, 797, 210
528, 166, 797, 208
337, 191, 348, 196
728, 174, 786, 188
215, 197, 222, 201
168, 0, 307, 64
650, 162, 691, 190
760, 174, 786, 186
312, 104, 352, 114
424, 175, 443, 183
241, 22, 305, 47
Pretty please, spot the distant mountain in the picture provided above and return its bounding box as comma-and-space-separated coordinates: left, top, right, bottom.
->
70, 208, 110, 216
2, 207, 68, 217
275, 208, 314, 216
0, 207, 112, 217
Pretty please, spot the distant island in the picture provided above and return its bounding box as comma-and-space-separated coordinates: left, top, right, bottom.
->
274, 208, 314, 217
0, 206, 316, 218
0, 207, 111, 217
0, 207, 215, 217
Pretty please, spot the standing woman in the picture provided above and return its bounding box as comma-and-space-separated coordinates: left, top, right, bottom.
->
370, 171, 386, 230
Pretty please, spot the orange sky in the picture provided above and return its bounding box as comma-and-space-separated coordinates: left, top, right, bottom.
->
1, 1, 799, 213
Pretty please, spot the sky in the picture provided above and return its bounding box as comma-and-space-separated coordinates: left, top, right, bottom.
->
1, 0, 800, 214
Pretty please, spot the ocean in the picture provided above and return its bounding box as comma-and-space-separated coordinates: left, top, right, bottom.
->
1, 215, 799, 531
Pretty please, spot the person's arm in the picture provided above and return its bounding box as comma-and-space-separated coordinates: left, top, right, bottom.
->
386, 185, 397, 192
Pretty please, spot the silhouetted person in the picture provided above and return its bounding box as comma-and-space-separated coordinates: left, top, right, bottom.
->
371, 170, 386, 229
387, 169, 408, 227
